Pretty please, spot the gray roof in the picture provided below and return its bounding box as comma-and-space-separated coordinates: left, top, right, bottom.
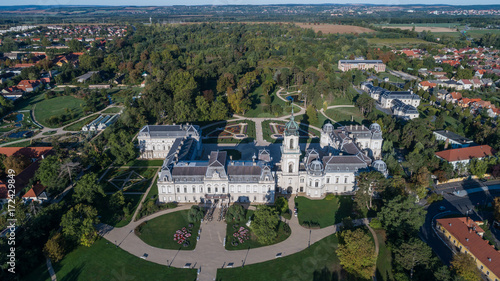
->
139, 124, 200, 138
339, 60, 384, 64
381, 91, 420, 100
392, 99, 419, 114
433, 130, 474, 145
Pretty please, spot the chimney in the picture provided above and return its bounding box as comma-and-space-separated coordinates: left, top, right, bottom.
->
329, 152, 332, 156
339, 152, 343, 156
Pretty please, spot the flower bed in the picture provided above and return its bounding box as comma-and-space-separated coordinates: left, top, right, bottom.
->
231, 226, 250, 246
225, 125, 241, 134
173, 224, 194, 247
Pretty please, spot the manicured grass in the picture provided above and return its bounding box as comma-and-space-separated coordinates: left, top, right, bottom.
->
135, 210, 201, 250
377, 72, 405, 83
295, 196, 354, 228
2, 140, 33, 147
325, 107, 364, 124
99, 193, 143, 228
102, 167, 157, 193
124, 159, 164, 166
217, 233, 342, 281
375, 229, 394, 281
42, 130, 57, 135
23, 238, 196, 281
63, 115, 97, 131
34, 95, 85, 128
101, 107, 122, 113
244, 86, 294, 118
224, 209, 292, 251
328, 96, 354, 106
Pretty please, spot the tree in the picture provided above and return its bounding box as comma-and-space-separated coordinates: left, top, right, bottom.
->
451, 253, 482, 281
275, 197, 288, 215
43, 233, 67, 262
394, 238, 433, 279
3, 154, 30, 174
251, 206, 279, 244
226, 204, 246, 222
493, 197, 500, 222
73, 173, 105, 205
187, 205, 204, 223
61, 204, 99, 247
355, 94, 375, 116
36, 155, 69, 194
336, 228, 376, 279
378, 195, 426, 241
355, 171, 385, 210
469, 158, 488, 178
109, 190, 125, 212
306, 105, 318, 125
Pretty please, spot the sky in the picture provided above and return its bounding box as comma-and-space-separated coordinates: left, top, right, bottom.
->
2, 0, 500, 6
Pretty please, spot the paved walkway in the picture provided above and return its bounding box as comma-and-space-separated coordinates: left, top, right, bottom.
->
0, 105, 123, 147
453, 185, 500, 197
97, 196, 371, 281
46, 258, 57, 281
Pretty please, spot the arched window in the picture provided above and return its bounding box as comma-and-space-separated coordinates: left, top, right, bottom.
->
290, 138, 294, 149
315, 180, 319, 187
289, 163, 293, 173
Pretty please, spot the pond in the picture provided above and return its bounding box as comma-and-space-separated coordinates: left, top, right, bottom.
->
9, 130, 32, 138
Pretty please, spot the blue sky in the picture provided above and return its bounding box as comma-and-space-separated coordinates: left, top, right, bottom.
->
2, 0, 500, 6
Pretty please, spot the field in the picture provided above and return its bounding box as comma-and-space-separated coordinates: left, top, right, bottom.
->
367, 37, 439, 47
295, 23, 375, 34
380, 24, 457, 32
34, 96, 85, 128
23, 238, 196, 281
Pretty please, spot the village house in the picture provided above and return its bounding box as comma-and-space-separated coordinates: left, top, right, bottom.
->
22, 183, 50, 203
435, 145, 495, 169
437, 217, 500, 281
433, 130, 475, 149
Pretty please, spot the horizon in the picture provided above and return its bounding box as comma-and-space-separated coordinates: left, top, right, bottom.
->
1, 1, 500, 7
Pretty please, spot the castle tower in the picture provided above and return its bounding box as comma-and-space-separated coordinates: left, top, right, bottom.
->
279, 107, 301, 194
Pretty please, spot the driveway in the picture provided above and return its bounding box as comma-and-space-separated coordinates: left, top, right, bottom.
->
97, 196, 371, 281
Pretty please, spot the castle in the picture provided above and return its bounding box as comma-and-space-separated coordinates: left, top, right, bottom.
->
138, 115, 385, 204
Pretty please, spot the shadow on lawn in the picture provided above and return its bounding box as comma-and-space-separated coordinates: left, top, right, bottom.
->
312, 266, 340, 281
59, 265, 83, 281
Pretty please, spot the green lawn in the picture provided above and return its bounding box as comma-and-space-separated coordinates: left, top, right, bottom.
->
22, 238, 196, 281
102, 107, 122, 113
125, 159, 164, 166
34, 95, 85, 128
42, 130, 57, 135
295, 196, 354, 228
2, 140, 33, 147
375, 229, 394, 281
101, 167, 158, 193
377, 72, 405, 83
63, 115, 97, 131
203, 119, 256, 144
324, 107, 364, 125
135, 210, 201, 250
243, 87, 299, 118
225, 210, 291, 250
217, 233, 343, 281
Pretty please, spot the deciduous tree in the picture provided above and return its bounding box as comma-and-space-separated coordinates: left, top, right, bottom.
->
252, 206, 279, 244
451, 252, 482, 281
336, 228, 376, 279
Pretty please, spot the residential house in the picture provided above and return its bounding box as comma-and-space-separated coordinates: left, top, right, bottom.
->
76, 71, 99, 83
436, 217, 500, 281
459, 79, 473, 90
380, 91, 421, 108
449, 92, 463, 103
391, 99, 419, 120
435, 145, 495, 169
433, 130, 474, 149
471, 78, 483, 89
22, 183, 49, 203
17, 80, 41, 92
0, 147, 53, 203
418, 81, 437, 91
458, 98, 482, 108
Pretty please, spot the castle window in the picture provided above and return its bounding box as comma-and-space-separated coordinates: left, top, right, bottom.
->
184, 187, 187, 193
289, 163, 293, 173
222, 187, 225, 193
200, 187, 203, 193
176, 187, 180, 193
208, 187, 211, 193
300, 178, 304, 183
162, 187, 166, 193
290, 138, 294, 149
192, 187, 196, 193
315, 181, 319, 187
326, 177, 330, 183
215, 187, 218, 193
344, 177, 348, 183
336, 177, 339, 183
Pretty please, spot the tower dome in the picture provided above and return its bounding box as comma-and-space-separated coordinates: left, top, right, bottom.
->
372, 160, 387, 175
308, 159, 324, 176
369, 123, 381, 132
323, 122, 334, 133
285, 106, 299, 136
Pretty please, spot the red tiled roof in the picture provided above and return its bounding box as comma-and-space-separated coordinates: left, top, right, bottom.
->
450, 92, 462, 100
420, 81, 437, 87
0, 147, 52, 158
435, 145, 495, 162
22, 183, 46, 198
437, 217, 500, 278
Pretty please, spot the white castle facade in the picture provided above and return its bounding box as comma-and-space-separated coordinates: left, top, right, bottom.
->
138, 115, 385, 204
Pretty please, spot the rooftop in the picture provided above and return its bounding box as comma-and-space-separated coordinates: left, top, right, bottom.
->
435, 145, 495, 162
437, 217, 500, 278
433, 130, 474, 145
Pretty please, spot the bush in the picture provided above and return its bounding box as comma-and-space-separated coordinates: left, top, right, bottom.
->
226, 204, 246, 222
187, 205, 204, 223
283, 223, 291, 234
282, 209, 292, 220
427, 193, 444, 205
369, 218, 383, 229
325, 193, 336, 200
